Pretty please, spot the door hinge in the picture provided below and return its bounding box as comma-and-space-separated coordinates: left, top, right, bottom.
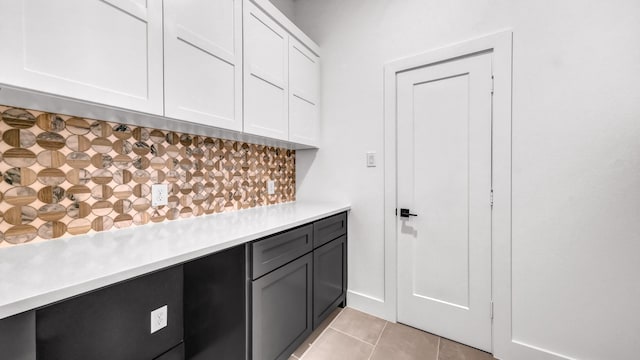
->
490, 189, 494, 207
490, 301, 494, 320
491, 75, 495, 94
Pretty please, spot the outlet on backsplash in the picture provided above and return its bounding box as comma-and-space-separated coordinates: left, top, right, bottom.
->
151, 184, 168, 207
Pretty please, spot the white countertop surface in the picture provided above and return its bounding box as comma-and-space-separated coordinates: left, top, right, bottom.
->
0, 201, 350, 320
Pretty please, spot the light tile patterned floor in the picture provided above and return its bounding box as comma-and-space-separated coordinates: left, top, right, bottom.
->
290, 307, 496, 360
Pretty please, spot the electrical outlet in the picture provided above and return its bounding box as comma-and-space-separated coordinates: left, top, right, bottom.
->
267, 180, 275, 195
151, 184, 168, 207
150, 305, 168, 334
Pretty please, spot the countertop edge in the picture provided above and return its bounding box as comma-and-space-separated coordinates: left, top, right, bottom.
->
0, 203, 351, 320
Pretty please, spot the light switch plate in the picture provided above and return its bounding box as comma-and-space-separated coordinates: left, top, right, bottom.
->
151, 184, 168, 207
267, 180, 275, 195
366, 152, 377, 167
150, 305, 168, 334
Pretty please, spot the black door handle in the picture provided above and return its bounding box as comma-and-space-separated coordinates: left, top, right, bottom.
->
399, 208, 418, 218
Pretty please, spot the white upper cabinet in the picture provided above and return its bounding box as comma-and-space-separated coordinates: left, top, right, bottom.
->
243, 0, 321, 146
164, 0, 243, 131
289, 38, 320, 147
243, 0, 290, 141
0, 0, 163, 115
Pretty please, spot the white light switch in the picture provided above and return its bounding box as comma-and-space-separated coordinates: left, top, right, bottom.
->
151, 184, 168, 207
150, 305, 168, 334
267, 180, 275, 195
366, 152, 377, 167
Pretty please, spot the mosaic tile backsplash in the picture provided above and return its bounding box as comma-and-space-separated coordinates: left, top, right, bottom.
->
0, 105, 296, 247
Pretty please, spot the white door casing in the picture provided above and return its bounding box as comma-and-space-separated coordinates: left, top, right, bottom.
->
0, 0, 163, 115
164, 0, 243, 131
383, 31, 522, 359
396, 52, 493, 352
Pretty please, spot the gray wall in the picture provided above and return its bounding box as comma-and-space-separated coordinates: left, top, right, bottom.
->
269, 0, 296, 22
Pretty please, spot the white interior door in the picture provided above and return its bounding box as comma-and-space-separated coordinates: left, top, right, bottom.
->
397, 52, 493, 352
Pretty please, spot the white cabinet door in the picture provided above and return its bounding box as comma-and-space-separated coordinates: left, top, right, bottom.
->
243, 0, 289, 141
289, 38, 319, 146
164, 0, 242, 131
0, 0, 163, 115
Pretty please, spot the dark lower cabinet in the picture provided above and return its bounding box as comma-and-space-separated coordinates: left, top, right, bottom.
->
252, 253, 313, 360
0, 311, 35, 360
250, 211, 348, 360
155, 343, 185, 360
313, 235, 347, 328
183, 245, 246, 360
2, 212, 348, 360
36, 265, 183, 360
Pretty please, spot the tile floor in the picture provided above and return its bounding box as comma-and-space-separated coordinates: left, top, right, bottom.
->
290, 307, 496, 360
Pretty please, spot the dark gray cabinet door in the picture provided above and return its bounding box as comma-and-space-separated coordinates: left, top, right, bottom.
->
252, 253, 313, 360
154, 343, 184, 360
183, 245, 246, 360
0, 311, 35, 360
313, 235, 347, 328
37, 266, 183, 360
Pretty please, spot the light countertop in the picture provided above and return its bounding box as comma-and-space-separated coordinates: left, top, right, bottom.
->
0, 201, 350, 320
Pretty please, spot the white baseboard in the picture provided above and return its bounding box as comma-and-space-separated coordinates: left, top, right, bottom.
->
346, 290, 395, 322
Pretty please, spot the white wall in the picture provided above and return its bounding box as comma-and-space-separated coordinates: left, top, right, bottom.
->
268, 0, 296, 22
294, 0, 640, 359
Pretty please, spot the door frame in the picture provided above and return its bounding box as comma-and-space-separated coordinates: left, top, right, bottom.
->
383, 30, 512, 357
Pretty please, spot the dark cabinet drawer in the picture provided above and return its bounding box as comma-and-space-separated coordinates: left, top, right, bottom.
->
313, 212, 347, 248
252, 253, 313, 360
36, 266, 183, 360
313, 235, 347, 328
251, 224, 313, 279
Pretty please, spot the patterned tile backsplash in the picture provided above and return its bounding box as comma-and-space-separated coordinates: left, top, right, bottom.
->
0, 105, 296, 247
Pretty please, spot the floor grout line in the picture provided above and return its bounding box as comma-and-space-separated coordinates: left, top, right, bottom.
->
298, 308, 345, 360
328, 326, 379, 347
436, 336, 441, 360
366, 320, 388, 360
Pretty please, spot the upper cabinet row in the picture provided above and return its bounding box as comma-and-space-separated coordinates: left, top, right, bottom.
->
0, 0, 319, 147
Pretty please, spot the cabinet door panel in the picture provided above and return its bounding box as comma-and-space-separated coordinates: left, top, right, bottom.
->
36, 266, 183, 360
0, 0, 163, 114
0, 311, 35, 360
289, 39, 319, 146
154, 343, 185, 360
252, 253, 312, 360
243, 1, 289, 140
184, 245, 246, 360
313, 236, 347, 328
164, 0, 242, 130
